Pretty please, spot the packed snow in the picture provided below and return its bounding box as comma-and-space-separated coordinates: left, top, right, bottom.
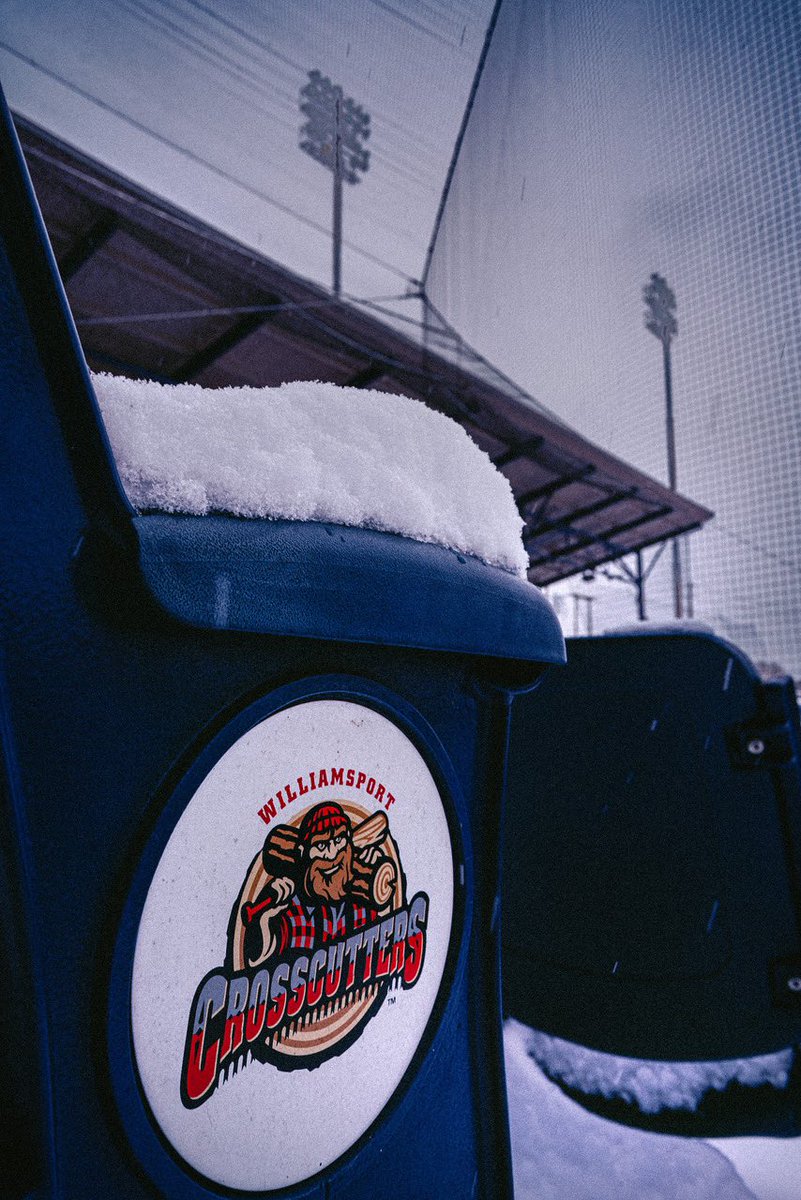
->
525, 1027, 794, 1114
505, 1020, 755, 1200
92, 374, 529, 576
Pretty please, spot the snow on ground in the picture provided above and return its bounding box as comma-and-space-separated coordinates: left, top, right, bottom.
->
709, 1136, 801, 1200
525, 1027, 793, 1113
505, 1020, 755, 1200
92, 373, 529, 576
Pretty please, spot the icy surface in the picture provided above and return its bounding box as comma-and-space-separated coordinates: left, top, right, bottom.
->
505, 1020, 755, 1200
525, 1026, 793, 1114
93, 374, 528, 576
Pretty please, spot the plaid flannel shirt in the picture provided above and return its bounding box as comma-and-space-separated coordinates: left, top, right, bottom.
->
277, 896, 376, 955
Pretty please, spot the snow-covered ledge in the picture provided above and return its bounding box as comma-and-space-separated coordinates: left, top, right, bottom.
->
92, 374, 529, 578
525, 1025, 794, 1114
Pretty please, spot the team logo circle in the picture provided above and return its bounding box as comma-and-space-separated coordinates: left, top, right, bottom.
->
131, 698, 456, 1192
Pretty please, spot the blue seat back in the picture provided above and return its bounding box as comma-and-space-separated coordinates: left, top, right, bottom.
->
504, 630, 801, 1135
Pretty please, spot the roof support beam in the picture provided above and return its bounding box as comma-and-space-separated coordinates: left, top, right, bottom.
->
173, 310, 272, 383
527, 504, 674, 564
492, 436, 545, 469
517, 465, 597, 512
59, 211, 117, 282
83, 347, 175, 385
524, 488, 638, 539
345, 362, 385, 388
599, 504, 674, 542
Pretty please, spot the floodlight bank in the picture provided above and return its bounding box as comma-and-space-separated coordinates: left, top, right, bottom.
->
92, 374, 529, 577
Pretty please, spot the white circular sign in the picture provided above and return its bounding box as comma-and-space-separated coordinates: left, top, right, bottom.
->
131, 698, 455, 1191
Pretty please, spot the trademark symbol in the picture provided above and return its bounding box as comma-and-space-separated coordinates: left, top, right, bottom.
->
387, 995, 397, 1006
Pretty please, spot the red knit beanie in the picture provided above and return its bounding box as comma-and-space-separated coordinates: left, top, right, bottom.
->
298, 802, 350, 846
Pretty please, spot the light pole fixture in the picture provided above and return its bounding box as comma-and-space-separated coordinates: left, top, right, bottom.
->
643, 271, 683, 618
300, 70, 371, 297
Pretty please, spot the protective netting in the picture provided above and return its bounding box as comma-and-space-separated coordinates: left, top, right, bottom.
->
426, 0, 801, 677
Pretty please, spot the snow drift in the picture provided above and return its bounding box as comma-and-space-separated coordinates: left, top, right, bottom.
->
505, 1020, 755, 1199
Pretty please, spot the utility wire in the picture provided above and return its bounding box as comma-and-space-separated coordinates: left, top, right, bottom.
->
119, 0, 299, 115
120, 0, 435, 198
177, 0, 448, 160
75, 293, 413, 326
181, 0, 305, 75
0, 42, 410, 282
365, 0, 466, 50
125, 0, 438, 207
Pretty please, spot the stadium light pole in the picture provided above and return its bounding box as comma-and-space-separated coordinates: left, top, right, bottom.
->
643, 272, 683, 618
599, 540, 667, 622
300, 70, 371, 297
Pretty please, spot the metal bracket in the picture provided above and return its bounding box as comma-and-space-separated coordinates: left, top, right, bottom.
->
727, 720, 795, 768
771, 958, 801, 1009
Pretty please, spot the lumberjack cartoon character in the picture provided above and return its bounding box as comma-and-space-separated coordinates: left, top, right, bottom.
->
239, 802, 399, 968
182, 799, 429, 1101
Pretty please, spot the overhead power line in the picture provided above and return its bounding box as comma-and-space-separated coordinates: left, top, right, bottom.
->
75, 293, 410, 326
175, 0, 449, 160
0, 42, 409, 283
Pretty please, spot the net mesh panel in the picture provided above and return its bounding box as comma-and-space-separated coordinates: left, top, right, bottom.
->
427, 0, 801, 676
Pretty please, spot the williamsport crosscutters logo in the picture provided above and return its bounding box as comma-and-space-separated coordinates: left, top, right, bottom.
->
181, 800, 429, 1108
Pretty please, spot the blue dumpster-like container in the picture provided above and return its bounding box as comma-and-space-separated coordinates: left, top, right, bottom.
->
0, 91, 564, 1198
